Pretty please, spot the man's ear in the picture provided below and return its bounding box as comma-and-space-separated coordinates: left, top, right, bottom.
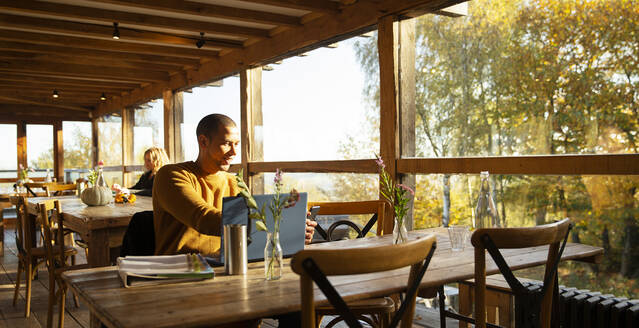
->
197, 134, 208, 148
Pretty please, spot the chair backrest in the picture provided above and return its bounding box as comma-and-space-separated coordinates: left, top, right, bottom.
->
43, 183, 77, 197
24, 182, 47, 197
471, 218, 572, 328
307, 200, 388, 241
291, 234, 437, 328
37, 199, 67, 272
120, 211, 155, 257
9, 195, 32, 256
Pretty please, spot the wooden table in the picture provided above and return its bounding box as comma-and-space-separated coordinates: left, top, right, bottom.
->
62, 228, 602, 328
26, 195, 152, 267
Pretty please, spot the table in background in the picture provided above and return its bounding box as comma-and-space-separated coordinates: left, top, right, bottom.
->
26, 195, 153, 267
62, 228, 602, 328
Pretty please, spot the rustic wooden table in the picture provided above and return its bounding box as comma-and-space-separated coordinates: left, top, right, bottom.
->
62, 228, 602, 328
26, 195, 152, 267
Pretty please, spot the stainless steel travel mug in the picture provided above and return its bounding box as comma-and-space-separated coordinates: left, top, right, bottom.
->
223, 224, 247, 275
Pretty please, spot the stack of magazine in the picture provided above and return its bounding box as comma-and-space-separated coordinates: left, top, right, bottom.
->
117, 254, 215, 288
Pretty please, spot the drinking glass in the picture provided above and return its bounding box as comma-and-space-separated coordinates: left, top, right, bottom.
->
448, 225, 469, 251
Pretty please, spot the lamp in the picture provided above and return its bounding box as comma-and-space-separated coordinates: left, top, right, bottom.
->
196, 32, 205, 48
100, 93, 107, 101
112, 22, 120, 39
52, 89, 59, 98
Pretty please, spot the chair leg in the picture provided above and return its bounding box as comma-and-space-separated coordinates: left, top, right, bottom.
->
13, 258, 23, 307
58, 282, 66, 328
47, 271, 56, 328
25, 261, 33, 317
438, 285, 447, 328
458, 284, 472, 328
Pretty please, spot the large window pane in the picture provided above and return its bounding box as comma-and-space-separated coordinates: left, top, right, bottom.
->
134, 99, 164, 164
261, 35, 379, 161
98, 115, 122, 185
63, 121, 92, 183
413, 173, 639, 296
405, 0, 638, 158
182, 77, 240, 163
0, 124, 17, 190
27, 124, 53, 178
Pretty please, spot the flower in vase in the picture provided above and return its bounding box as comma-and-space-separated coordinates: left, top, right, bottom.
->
375, 155, 414, 243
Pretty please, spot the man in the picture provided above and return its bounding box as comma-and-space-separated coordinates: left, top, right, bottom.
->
153, 113, 316, 256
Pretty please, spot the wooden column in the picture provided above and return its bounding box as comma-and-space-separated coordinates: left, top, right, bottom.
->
122, 107, 134, 187
91, 118, 98, 168
53, 120, 64, 182
378, 15, 399, 234
398, 18, 416, 230
240, 67, 264, 194
163, 90, 184, 163
17, 121, 27, 171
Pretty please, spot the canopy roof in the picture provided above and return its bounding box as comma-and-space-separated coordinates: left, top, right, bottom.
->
0, 0, 464, 120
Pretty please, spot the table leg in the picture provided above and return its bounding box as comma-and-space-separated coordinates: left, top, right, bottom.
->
90, 313, 103, 328
87, 229, 110, 267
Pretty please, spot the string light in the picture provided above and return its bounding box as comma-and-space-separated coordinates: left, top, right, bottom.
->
100, 92, 107, 101
52, 89, 59, 98
112, 22, 120, 40
196, 32, 205, 48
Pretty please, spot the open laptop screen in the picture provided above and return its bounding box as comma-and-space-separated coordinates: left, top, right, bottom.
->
220, 192, 308, 263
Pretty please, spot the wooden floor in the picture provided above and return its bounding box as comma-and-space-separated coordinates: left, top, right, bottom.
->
1, 226, 451, 328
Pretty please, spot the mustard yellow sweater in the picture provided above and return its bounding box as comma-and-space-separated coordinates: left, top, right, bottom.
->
152, 161, 239, 256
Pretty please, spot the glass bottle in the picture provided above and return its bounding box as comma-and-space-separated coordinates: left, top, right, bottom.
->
264, 231, 283, 280
474, 171, 500, 229
45, 168, 52, 183
96, 166, 108, 188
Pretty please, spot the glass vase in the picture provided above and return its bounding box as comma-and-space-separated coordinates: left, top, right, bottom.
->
474, 171, 500, 229
393, 216, 408, 244
264, 231, 283, 280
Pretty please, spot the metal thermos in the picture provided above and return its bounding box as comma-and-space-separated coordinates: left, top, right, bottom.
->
223, 224, 247, 275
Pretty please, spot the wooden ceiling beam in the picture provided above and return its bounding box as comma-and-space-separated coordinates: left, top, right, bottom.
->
0, 95, 92, 112
0, 40, 200, 67
1, 71, 151, 85
98, 0, 464, 116
0, 73, 141, 89
0, 51, 185, 72
88, 0, 301, 27
0, 89, 118, 98
0, 29, 220, 59
0, 0, 271, 39
0, 104, 92, 121
0, 59, 169, 83
0, 13, 245, 50
240, 0, 340, 14
0, 82, 130, 93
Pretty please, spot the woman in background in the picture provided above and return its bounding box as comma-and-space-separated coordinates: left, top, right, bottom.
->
129, 147, 170, 195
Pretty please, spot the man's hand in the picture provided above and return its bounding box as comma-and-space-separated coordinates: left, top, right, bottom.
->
305, 218, 318, 245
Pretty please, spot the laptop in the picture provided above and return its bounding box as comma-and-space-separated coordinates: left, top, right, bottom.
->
218, 192, 308, 264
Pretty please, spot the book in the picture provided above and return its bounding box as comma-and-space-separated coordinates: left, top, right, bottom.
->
117, 254, 215, 288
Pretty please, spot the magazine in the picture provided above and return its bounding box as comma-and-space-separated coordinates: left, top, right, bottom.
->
117, 254, 215, 288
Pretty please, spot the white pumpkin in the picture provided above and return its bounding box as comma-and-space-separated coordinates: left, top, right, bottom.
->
81, 186, 113, 206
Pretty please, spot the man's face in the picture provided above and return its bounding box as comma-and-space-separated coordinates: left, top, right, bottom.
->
199, 124, 240, 173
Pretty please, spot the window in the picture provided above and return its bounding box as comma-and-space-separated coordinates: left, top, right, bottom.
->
98, 115, 122, 185
0, 124, 17, 190
63, 121, 92, 182
261, 36, 379, 161
134, 99, 164, 164
27, 124, 53, 178
182, 77, 241, 163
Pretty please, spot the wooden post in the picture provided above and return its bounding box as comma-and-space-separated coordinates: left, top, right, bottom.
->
91, 118, 98, 168
122, 107, 134, 186
398, 18, 416, 230
240, 67, 264, 194
53, 120, 64, 182
17, 121, 27, 172
378, 15, 399, 234
164, 90, 185, 164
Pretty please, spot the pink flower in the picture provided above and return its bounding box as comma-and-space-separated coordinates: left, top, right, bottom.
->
274, 168, 282, 184
19, 163, 24, 170
98, 160, 104, 167
374, 156, 385, 169
284, 188, 300, 208
29, 167, 35, 172
397, 183, 415, 196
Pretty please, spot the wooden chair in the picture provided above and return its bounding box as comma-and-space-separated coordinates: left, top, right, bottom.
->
447, 219, 572, 328
291, 234, 437, 328
306, 201, 394, 327
24, 182, 47, 197
38, 199, 89, 328
11, 196, 76, 318
43, 183, 77, 197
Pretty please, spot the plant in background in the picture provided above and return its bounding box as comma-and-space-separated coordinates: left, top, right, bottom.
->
86, 160, 104, 186
235, 168, 300, 280
18, 164, 35, 181
375, 155, 414, 244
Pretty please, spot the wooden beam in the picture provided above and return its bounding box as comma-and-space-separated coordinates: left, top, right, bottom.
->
173, 92, 184, 163
89, 0, 301, 27
0, 95, 91, 112
122, 107, 134, 186
0, 29, 220, 59
163, 89, 175, 162
96, 0, 452, 116
0, 82, 131, 93
397, 155, 639, 175
17, 121, 26, 172
0, 13, 245, 50
91, 118, 99, 168
241, 0, 340, 14
0, 59, 170, 83
248, 160, 377, 173
0, 105, 91, 121
53, 120, 64, 181
0, 40, 200, 67
240, 67, 264, 193
0, 0, 271, 39
0, 72, 142, 89
0, 89, 118, 99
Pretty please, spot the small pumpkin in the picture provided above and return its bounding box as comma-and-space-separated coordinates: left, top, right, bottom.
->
81, 186, 113, 206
